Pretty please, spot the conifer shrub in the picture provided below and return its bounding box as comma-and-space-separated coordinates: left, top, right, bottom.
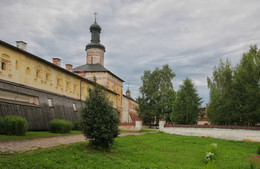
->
0, 115, 28, 136
81, 82, 119, 150
49, 119, 72, 133
257, 145, 260, 155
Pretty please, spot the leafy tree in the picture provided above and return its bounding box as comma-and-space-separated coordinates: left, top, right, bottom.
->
233, 45, 260, 125
80, 82, 119, 150
207, 59, 236, 125
172, 78, 202, 124
137, 64, 176, 125
207, 45, 260, 126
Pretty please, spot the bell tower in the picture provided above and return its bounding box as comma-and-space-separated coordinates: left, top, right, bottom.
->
85, 13, 106, 66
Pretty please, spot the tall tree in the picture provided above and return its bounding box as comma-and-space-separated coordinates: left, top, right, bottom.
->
172, 78, 202, 124
137, 64, 176, 125
207, 59, 236, 125
233, 45, 260, 125
80, 81, 119, 150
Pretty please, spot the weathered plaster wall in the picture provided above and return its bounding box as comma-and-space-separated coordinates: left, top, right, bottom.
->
0, 79, 81, 130
159, 121, 260, 142
118, 121, 142, 131
86, 48, 104, 66
122, 96, 129, 122
0, 43, 118, 108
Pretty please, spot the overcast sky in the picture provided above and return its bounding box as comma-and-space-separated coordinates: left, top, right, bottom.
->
1, 0, 260, 104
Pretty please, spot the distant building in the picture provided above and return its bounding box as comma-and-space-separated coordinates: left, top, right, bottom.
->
0, 19, 139, 130
73, 20, 124, 117
122, 87, 140, 123
198, 106, 208, 124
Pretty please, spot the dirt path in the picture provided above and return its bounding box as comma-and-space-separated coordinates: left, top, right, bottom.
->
0, 132, 149, 153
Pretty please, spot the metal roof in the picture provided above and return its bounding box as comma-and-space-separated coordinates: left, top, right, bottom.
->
73, 63, 124, 82
0, 40, 119, 96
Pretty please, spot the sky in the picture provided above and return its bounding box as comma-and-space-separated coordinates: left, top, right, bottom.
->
1, 0, 260, 104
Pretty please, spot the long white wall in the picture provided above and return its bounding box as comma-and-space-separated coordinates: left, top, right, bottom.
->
159, 121, 260, 142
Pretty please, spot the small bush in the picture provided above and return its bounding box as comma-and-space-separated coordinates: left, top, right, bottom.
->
81, 83, 119, 150
0, 117, 4, 134
257, 145, 260, 155
49, 119, 72, 133
0, 116, 28, 136
204, 143, 218, 164
206, 143, 217, 155
204, 161, 217, 169
73, 120, 81, 130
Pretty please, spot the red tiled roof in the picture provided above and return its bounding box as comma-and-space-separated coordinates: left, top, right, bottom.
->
130, 113, 141, 122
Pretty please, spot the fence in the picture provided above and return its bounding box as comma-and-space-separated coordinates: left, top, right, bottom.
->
159, 120, 260, 142
118, 121, 142, 131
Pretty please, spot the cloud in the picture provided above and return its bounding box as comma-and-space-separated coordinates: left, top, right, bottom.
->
1, 0, 260, 105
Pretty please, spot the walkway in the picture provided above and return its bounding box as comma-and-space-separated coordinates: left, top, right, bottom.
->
0, 132, 148, 153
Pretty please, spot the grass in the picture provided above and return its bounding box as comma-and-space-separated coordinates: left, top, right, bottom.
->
119, 129, 156, 133
0, 130, 82, 140
0, 130, 152, 140
0, 132, 258, 168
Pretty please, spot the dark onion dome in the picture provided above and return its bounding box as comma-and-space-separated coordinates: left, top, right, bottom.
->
86, 20, 105, 52
90, 21, 101, 32
86, 42, 105, 51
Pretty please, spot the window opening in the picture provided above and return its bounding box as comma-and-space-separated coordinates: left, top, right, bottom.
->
73, 103, 77, 111
48, 98, 54, 107
26, 67, 31, 75
1, 62, 6, 71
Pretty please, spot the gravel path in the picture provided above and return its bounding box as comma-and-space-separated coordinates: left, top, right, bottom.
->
0, 132, 148, 153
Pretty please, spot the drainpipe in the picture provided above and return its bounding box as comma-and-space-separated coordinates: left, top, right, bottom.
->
80, 79, 82, 106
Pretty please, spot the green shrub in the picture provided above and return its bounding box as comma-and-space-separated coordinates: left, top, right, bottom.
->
49, 119, 72, 133
81, 82, 119, 150
0, 117, 4, 134
204, 143, 218, 164
206, 143, 218, 155
204, 161, 217, 169
257, 145, 260, 155
73, 120, 81, 130
0, 116, 28, 136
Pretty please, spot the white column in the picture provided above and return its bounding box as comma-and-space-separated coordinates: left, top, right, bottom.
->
159, 120, 166, 131
135, 121, 142, 131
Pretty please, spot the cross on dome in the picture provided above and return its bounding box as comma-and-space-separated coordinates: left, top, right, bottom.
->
94, 12, 97, 22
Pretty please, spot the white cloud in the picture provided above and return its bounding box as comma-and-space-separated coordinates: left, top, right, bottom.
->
1, 0, 260, 103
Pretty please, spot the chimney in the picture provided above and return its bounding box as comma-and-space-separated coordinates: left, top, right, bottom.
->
66, 64, 73, 71
16, 41, 27, 51
52, 58, 61, 66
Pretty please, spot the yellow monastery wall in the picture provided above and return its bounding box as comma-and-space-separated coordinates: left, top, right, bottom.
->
0, 44, 118, 108
85, 71, 123, 112
105, 73, 123, 110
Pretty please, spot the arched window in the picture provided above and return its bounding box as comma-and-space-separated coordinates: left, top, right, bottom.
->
46, 73, 50, 81
26, 67, 31, 75
1, 54, 10, 71
57, 78, 61, 86
1, 62, 7, 71
15, 60, 19, 70
36, 69, 41, 78
91, 56, 93, 64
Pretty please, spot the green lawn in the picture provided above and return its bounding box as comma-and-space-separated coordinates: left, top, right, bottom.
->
0, 132, 258, 168
0, 130, 153, 140
0, 130, 82, 140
